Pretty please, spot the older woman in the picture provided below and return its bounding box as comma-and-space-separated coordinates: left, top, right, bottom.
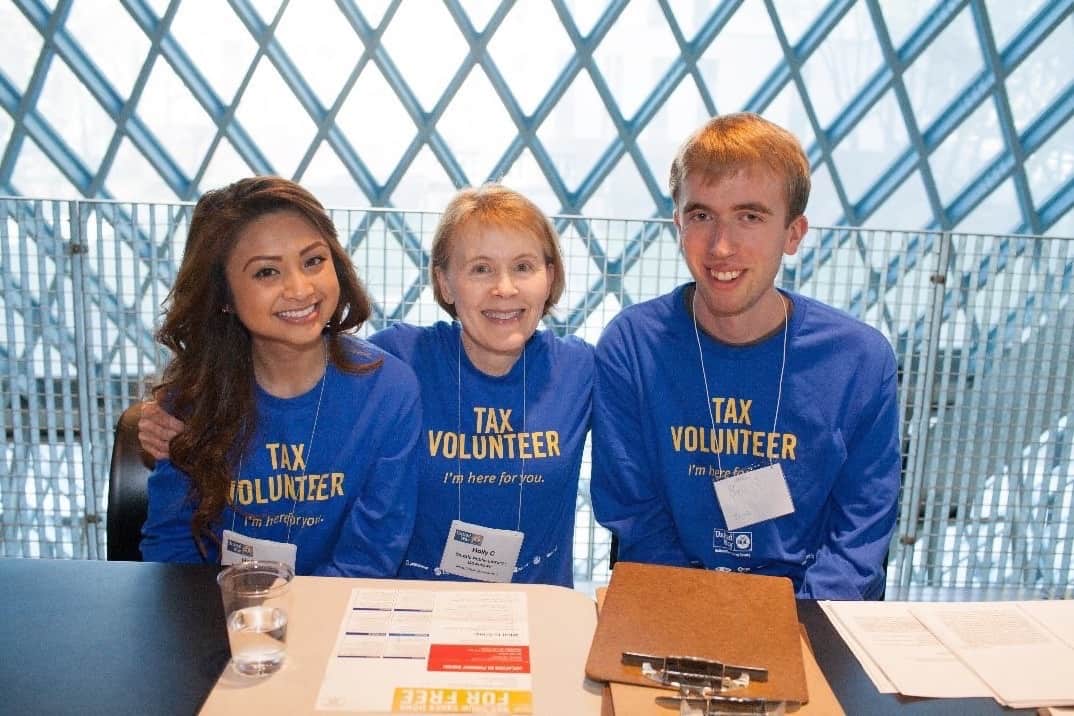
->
371, 185, 592, 587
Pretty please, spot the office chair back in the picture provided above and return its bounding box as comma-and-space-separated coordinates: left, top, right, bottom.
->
106, 403, 155, 561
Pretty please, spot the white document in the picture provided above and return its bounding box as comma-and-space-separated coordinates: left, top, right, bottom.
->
818, 601, 896, 693
1018, 601, 1074, 650
820, 600, 992, 698
315, 589, 534, 714
911, 602, 1074, 708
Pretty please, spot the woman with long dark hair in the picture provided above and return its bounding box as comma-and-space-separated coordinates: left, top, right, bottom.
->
140, 176, 421, 576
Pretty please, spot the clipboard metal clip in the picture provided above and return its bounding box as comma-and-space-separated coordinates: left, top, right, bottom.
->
622, 651, 767, 693
622, 652, 781, 716
654, 694, 786, 716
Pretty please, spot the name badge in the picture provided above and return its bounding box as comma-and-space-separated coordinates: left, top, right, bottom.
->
221, 528, 298, 572
713, 464, 795, 531
439, 519, 524, 583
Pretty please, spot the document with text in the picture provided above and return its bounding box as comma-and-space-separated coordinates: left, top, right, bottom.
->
822, 600, 1074, 708
911, 602, 1074, 708
316, 589, 533, 714
820, 601, 991, 698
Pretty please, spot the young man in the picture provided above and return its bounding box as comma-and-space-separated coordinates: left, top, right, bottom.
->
591, 113, 900, 599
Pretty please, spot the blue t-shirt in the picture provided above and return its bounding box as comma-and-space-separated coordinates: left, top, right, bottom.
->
370, 321, 593, 587
591, 285, 900, 599
141, 336, 422, 577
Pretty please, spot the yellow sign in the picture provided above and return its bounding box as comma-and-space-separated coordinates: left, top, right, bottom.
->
392, 688, 533, 714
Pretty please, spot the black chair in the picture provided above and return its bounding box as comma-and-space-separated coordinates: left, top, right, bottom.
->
106, 403, 155, 561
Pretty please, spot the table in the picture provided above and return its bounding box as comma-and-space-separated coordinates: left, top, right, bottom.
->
2, 559, 227, 716
0, 559, 1039, 715
199, 573, 603, 714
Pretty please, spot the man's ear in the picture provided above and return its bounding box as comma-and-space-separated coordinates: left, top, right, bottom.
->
783, 214, 808, 256
673, 211, 685, 245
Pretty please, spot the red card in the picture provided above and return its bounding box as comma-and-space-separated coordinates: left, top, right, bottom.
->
427, 645, 531, 673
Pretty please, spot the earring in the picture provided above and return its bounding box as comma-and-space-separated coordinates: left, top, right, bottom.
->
221, 305, 232, 314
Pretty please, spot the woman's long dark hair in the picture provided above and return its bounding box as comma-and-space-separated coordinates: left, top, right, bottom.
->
155, 176, 381, 555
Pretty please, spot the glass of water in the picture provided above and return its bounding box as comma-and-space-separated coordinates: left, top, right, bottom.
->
216, 560, 294, 676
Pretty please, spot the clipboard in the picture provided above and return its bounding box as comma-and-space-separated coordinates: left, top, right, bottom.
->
585, 562, 809, 704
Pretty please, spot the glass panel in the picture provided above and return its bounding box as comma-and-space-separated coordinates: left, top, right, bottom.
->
762, 82, 814, 152
536, 71, 615, 193
34, 59, 113, 176
581, 153, 656, 220
349, 0, 392, 29
379, 0, 468, 112
232, 59, 317, 178
953, 178, 1019, 233
563, 0, 610, 37
335, 63, 415, 187
136, 60, 216, 180
697, 1, 782, 114
458, 0, 498, 32
0, 111, 12, 163
831, 91, 910, 205
799, 1, 883, 129
592, 0, 676, 120
104, 137, 177, 202
1006, 17, 1074, 133
196, 138, 253, 195
487, 0, 573, 116
247, 0, 284, 24
929, 99, 1004, 205
64, 0, 148, 100
903, 8, 982, 130
301, 142, 364, 210
879, 0, 937, 50
390, 145, 456, 213
806, 164, 843, 227
437, 66, 518, 185
1024, 116, 1074, 208
0, 3, 42, 95
670, 0, 714, 43
498, 147, 561, 216
770, 0, 830, 47
1045, 205, 1074, 237
170, 1, 257, 104
985, 0, 1047, 51
276, 0, 359, 108
636, 77, 711, 206
862, 170, 933, 230
10, 136, 80, 199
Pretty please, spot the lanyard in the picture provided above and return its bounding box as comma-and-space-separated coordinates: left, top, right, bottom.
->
455, 326, 527, 531
691, 289, 789, 473
231, 339, 328, 543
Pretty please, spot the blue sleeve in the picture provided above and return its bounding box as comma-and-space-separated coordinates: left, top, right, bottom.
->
591, 320, 691, 566
140, 459, 205, 564
800, 350, 901, 600
315, 366, 422, 578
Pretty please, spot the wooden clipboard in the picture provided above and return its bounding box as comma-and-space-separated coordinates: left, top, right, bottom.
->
585, 562, 809, 704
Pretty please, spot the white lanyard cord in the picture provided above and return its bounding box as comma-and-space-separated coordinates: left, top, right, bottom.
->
232, 338, 328, 543
691, 289, 789, 471
455, 326, 527, 530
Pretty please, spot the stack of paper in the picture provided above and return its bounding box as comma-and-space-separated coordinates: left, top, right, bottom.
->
821, 600, 1074, 709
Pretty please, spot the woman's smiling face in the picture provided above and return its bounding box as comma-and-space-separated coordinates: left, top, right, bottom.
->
435, 225, 554, 376
224, 210, 339, 356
